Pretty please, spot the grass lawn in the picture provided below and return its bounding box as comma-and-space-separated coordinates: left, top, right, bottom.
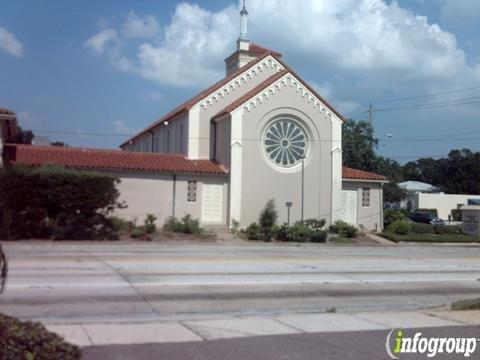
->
380, 232, 480, 243
451, 298, 480, 311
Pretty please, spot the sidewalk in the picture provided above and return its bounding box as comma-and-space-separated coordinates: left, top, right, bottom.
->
45, 309, 480, 347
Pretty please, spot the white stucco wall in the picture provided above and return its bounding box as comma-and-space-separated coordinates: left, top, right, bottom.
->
231, 73, 341, 227
342, 181, 384, 231
416, 193, 480, 220
111, 171, 228, 226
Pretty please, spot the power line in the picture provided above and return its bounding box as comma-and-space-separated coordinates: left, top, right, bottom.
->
373, 85, 480, 105
32, 129, 480, 144
32, 130, 132, 137
375, 96, 480, 112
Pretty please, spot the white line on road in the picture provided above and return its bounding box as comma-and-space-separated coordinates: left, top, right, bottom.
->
5, 278, 480, 289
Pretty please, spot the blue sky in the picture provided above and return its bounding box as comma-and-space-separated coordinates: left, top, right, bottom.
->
1, 0, 480, 162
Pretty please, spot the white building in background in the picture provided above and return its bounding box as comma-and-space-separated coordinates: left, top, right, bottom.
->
396, 180, 480, 220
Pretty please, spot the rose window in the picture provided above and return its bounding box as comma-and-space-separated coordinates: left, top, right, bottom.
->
263, 118, 308, 167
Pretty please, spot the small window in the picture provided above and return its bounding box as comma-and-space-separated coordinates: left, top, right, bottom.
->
187, 181, 197, 202
362, 188, 370, 207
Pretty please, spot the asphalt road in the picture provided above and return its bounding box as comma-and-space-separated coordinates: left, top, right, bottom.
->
1, 241, 479, 324
82, 325, 480, 360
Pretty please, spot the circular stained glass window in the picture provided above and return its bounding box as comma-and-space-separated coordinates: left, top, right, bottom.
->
263, 118, 308, 168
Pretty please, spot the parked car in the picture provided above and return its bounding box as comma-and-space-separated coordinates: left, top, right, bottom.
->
408, 212, 445, 225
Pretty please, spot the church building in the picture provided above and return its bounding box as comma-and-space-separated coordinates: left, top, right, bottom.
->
118, 3, 387, 230
2, 3, 387, 231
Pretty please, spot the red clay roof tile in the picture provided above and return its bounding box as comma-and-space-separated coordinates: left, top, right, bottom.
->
5, 144, 228, 175
342, 167, 387, 181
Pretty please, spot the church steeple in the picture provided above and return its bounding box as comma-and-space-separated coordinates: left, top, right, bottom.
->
237, 0, 250, 52
239, 0, 248, 41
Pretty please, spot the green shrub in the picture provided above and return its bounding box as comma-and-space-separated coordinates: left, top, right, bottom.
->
311, 230, 327, 243
245, 222, 261, 240
274, 224, 290, 241
163, 216, 183, 233
433, 225, 463, 235
329, 220, 348, 234
179, 215, 201, 235
0, 313, 81, 359
410, 222, 433, 234
451, 209, 462, 221
144, 214, 157, 234
131, 227, 147, 239
109, 216, 132, 232
163, 215, 202, 235
417, 208, 438, 217
230, 219, 240, 234
329, 220, 358, 238
387, 220, 410, 235
286, 221, 313, 242
303, 218, 326, 231
384, 209, 406, 226
259, 199, 278, 240
0, 165, 122, 240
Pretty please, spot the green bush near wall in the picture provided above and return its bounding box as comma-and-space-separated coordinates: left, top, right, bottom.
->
0, 165, 122, 240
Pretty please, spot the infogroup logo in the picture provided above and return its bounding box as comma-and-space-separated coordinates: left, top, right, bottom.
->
385, 329, 478, 359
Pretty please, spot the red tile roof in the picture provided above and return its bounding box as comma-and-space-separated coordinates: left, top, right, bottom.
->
0, 107, 15, 115
342, 167, 387, 181
248, 43, 282, 57
120, 51, 275, 148
5, 144, 228, 175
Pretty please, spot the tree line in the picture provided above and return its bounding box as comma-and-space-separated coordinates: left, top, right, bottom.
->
343, 120, 480, 202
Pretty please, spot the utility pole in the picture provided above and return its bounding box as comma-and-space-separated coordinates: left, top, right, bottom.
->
368, 103, 373, 124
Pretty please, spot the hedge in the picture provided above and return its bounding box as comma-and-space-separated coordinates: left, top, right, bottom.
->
0, 313, 81, 360
0, 165, 122, 240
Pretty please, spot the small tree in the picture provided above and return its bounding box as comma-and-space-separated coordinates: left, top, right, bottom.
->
258, 199, 278, 240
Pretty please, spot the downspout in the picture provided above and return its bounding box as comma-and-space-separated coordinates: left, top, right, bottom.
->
172, 174, 177, 218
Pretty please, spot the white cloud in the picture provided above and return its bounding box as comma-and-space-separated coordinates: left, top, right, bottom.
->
122, 11, 159, 39
133, 3, 237, 86
247, 0, 472, 82
83, 28, 118, 56
0, 27, 23, 57
85, 1, 480, 91
113, 120, 135, 134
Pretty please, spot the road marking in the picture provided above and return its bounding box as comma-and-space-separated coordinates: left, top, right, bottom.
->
5, 277, 480, 289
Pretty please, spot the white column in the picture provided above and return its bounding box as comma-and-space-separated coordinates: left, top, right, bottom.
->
187, 106, 200, 159
331, 116, 343, 222
229, 110, 243, 226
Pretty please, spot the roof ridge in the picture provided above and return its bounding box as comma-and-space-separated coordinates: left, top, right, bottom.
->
5, 143, 190, 158
213, 69, 290, 119
120, 51, 280, 147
